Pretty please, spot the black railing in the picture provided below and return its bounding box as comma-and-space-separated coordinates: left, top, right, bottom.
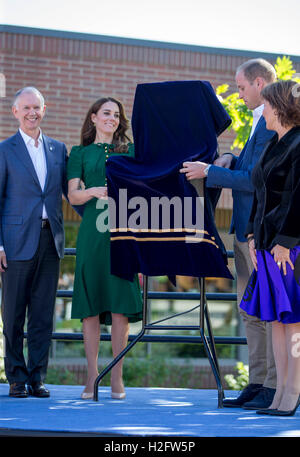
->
50, 248, 247, 346
42, 248, 247, 406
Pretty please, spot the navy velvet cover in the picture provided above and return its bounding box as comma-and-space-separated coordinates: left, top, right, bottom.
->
106, 80, 233, 282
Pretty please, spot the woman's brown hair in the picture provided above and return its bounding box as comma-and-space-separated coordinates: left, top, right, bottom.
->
80, 97, 132, 151
261, 80, 300, 128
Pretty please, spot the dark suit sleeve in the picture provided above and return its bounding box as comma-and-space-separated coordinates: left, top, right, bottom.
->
206, 126, 273, 192
62, 143, 69, 199
206, 160, 255, 192
273, 142, 300, 248
0, 146, 7, 247
245, 191, 258, 236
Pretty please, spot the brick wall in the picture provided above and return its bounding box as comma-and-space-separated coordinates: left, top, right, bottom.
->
0, 28, 241, 150
1, 26, 299, 218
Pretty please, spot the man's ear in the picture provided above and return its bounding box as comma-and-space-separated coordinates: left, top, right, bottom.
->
256, 76, 265, 90
11, 105, 18, 120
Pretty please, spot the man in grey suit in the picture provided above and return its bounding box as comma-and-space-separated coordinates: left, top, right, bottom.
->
180, 59, 277, 409
0, 87, 80, 398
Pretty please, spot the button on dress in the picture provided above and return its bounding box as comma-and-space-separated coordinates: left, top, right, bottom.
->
67, 142, 143, 324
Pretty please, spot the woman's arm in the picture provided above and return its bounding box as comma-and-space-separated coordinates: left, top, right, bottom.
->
247, 235, 257, 271
68, 178, 107, 205
272, 143, 300, 249
244, 191, 258, 239
270, 140, 300, 275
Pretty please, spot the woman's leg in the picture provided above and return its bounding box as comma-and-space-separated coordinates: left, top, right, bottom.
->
82, 315, 100, 393
278, 322, 300, 411
110, 313, 129, 395
268, 320, 287, 409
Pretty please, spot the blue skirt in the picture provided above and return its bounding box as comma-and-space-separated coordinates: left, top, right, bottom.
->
240, 247, 300, 324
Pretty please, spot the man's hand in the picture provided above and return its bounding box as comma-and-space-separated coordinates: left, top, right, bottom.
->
180, 161, 208, 180
213, 154, 233, 169
0, 250, 7, 273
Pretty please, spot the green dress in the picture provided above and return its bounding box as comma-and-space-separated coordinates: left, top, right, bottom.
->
67, 142, 143, 325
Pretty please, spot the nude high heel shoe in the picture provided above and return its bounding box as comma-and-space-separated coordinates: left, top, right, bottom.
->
80, 376, 99, 399
81, 391, 94, 400
111, 377, 126, 399
111, 391, 126, 400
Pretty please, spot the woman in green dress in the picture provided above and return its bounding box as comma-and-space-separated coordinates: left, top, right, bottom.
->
67, 97, 143, 400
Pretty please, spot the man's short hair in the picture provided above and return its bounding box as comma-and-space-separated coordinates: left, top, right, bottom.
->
12, 86, 45, 109
236, 59, 277, 84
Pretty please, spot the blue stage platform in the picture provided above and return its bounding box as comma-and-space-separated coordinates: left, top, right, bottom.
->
0, 384, 299, 438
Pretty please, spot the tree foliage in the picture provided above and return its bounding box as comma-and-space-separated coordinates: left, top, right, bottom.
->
217, 56, 300, 150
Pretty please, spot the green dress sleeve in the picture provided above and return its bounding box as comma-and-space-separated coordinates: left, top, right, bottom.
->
127, 142, 135, 158
67, 145, 84, 181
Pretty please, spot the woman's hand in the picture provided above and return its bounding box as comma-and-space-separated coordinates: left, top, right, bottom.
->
248, 238, 257, 271
270, 244, 294, 276
87, 186, 108, 200
0, 250, 7, 273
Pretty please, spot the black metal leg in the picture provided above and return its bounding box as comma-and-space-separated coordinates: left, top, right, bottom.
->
93, 329, 146, 401
204, 304, 223, 388
93, 276, 149, 401
200, 329, 224, 408
93, 275, 224, 407
199, 278, 224, 408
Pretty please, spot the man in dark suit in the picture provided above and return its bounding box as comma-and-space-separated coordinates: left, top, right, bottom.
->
0, 86, 78, 398
180, 59, 277, 409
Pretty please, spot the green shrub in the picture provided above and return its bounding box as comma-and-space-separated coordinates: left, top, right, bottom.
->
224, 361, 249, 390
45, 367, 77, 385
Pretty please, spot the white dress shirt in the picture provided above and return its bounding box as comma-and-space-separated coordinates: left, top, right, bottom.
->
0, 129, 48, 253
19, 128, 48, 219
249, 104, 264, 139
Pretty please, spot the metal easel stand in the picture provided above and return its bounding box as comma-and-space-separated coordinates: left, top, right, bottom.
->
93, 275, 224, 407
